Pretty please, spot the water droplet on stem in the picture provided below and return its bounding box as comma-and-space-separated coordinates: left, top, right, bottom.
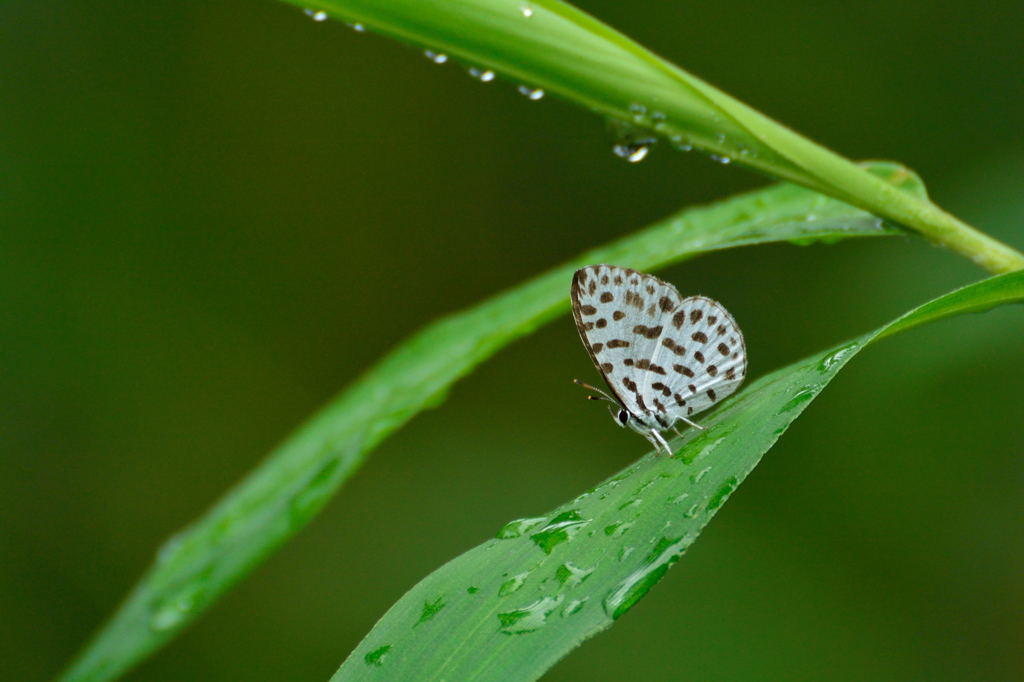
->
518, 85, 544, 100
469, 67, 495, 82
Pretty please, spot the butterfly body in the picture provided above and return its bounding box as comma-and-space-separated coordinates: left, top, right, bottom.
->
571, 264, 747, 453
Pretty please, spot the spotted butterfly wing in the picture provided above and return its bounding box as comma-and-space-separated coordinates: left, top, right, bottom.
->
571, 264, 746, 449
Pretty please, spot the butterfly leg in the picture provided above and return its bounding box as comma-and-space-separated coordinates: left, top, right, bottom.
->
678, 416, 706, 431
642, 431, 662, 455
651, 429, 672, 455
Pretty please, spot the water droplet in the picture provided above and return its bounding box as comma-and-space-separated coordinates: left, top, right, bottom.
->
424, 50, 448, 64
530, 510, 590, 554
618, 498, 643, 510
614, 144, 650, 162
365, 645, 391, 667
518, 85, 544, 100
818, 342, 859, 373
148, 562, 215, 632
670, 492, 690, 505
347, 22, 365, 32
684, 503, 701, 518
617, 546, 634, 561
675, 431, 728, 465
467, 586, 479, 594
604, 534, 696, 619
497, 516, 546, 539
289, 457, 342, 528
710, 154, 732, 164
469, 67, 495, 82
555, 561, 596, 588
604, 521, 634, 537
520, 5, 533, 16
780, 387, 816, 413
498, 595, 564, 634
628, 102, 647, 123
671, 134, 693, 152
608, 119, 656, 163
150, 600, 188, 631
415, 595, 446, 625
304, 8, 328, 21
690, 466, 712, 484
499, 572, 529, 597
561, 597, 588, 617
651, 111, 667, 129
149, 588, 201, 631
156, 533, 185, 565
706, 476, 738, 511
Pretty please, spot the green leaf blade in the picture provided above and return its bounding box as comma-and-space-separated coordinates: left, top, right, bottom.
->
57, 167, 906, 682
288, 0, 1023, 272
332, 271, 1024, 681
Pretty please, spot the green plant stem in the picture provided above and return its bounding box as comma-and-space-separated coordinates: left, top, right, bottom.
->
285, 0, 1024, 274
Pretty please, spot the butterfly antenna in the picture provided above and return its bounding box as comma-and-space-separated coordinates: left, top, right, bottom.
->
573, 379, 617, 404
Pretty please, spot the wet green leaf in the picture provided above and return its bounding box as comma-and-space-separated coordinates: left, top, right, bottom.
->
57, 166, 910, 682
333, 270, 1024, 681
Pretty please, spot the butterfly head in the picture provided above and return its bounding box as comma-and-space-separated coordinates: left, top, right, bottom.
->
613, 406, 630, 428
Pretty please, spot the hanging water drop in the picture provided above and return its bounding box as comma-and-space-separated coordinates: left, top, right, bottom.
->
518, 85, 544, 100
710, 154, 731, 164
608, 119, 656, 163
304, 8, 328, 21
424, 50, 448, 64
670, 134, 693, 152
615, 144, 650, 162
628, 102, 647, 123
469, 67, 495, 82
347, 22, 365, 32
520, 5, 533, 16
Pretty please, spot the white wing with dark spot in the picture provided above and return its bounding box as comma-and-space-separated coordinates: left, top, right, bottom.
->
571, 264, 746, 432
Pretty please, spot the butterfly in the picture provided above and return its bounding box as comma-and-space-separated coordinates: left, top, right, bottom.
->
571, 264, 747, 454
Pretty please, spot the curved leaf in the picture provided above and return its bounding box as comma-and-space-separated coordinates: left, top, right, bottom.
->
333, 270, 1024, 682
58, 165, 911, 682
284, 0, 1024, 273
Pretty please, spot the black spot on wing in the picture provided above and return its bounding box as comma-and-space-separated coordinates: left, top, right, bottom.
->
633, 325, 663, 339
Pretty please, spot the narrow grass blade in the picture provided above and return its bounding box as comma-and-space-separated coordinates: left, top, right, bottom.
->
57, 165, 910, 682
284, 0, 1024, 273
334, 270, 1024, 682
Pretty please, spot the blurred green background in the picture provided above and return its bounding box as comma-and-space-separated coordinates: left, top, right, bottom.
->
3, 0, 1023, 680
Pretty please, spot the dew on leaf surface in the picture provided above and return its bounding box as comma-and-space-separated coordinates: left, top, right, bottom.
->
498, 595, 564, 634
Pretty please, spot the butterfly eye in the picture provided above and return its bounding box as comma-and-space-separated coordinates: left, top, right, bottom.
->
617, 408, 630, 426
